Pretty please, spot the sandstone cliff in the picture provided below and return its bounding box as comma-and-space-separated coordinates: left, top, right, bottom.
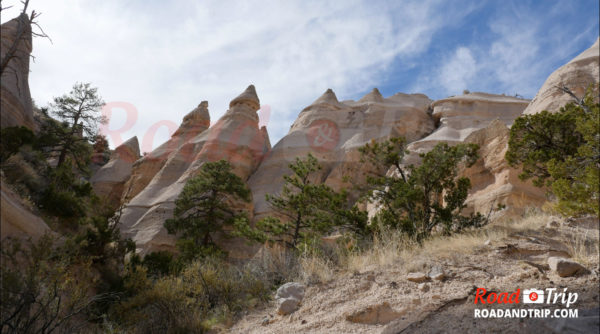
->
91, 136, 140, 208
1, 179, 52, 241
119, 86, 270, 256
248, 88, 436, 219
0, 14, 35, 129
523, 37, 599, 115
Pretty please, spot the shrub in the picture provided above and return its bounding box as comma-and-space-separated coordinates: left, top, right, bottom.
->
506, 86, 599, 216
112, 258, 271, 333
0, 235, 100, 334
359, 138, 483, 241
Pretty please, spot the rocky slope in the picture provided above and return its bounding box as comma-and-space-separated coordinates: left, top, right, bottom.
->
0, 14, 35, 129
119, 86, 270, 256
231, 214, 599, 334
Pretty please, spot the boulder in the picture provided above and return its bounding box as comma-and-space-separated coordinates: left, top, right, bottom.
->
275, 282, 305, 315
523, 38, 599, 115
407, 272, 428, 283
548, 257, 587, 277
428, 266, 445, 281
0, 14, 35, 129
275, 282, 305, 301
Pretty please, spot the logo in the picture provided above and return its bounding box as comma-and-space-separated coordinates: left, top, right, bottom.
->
523, 289, 545, 304
306, 119, 340, 152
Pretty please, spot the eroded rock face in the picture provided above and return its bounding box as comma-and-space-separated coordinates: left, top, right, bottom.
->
461, 120, 545, 217
248, 88, 435, 219
523, 38, 599, 115
91, 136, 140, 208
122, 102, 210, 202
0, 14, 35, 129
407, 92, 529, 157
1, 180, 51, 241
119, 87, 270, 256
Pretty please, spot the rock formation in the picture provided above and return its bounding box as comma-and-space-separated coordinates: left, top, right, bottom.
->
91, 136, 140, 208
1, 179, 52, 241
523, 37, 599, 115
407, 92, 529, 156
122, 102, 211, 201
461, 120, 545, 216
119, 86, 270, 256
248, 88, 436, 219
0, 14, 35, 129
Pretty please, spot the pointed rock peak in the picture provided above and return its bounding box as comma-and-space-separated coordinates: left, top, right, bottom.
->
173, 101, 211, 136
229, 85, 260, 110
311, 88, 342, 105
359, 88, 384, 103
115, 136, 140, 160
182, 101, 210, 123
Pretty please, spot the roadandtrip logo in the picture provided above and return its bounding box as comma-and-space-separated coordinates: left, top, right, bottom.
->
473, 287, 579, 319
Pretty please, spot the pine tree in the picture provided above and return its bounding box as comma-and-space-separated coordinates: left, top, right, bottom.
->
164, 160, 251, 261
49, 82, 106, 169
236, 154, 367, 250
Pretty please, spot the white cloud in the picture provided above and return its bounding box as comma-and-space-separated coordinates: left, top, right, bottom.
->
1, 0, 473, 151
439, 47, 477, 94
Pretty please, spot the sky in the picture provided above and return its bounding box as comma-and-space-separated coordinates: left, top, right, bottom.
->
2, 0, 599, 152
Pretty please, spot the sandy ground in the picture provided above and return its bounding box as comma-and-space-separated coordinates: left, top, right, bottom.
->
230, 217, 599, 334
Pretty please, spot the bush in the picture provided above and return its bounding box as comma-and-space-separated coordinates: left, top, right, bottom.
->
112, 258, 271, 333
0, 235, 101, 334
506, 86, 599, 216
359, 138, 483, 241
0, 126, 36, 162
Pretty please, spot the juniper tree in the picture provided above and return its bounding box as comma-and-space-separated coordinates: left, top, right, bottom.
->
359, 138, 481, 240
506, 86, 599, 215
164, 160, 251, 261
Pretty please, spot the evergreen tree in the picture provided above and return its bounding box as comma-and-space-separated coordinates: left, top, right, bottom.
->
506, 86, 599, 215
49, 82, 106, 169
236, 154, 367, 250
359, 138, 481, 240
164, 160, 251, 261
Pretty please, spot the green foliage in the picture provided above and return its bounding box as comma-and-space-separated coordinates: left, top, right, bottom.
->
49, 82, 106, 169
164, 160, 251, 262
38, 162, 93, 220
1, 235, 100, 334
360, 138, 482, 241
236, 153, 367, 250
0, 126, 36, 162
506, 86, 599, 216
142, 251, 182, 277
112, 258, 270, 333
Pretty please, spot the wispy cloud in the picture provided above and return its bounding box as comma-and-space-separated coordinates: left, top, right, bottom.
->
2, 0, 597, 149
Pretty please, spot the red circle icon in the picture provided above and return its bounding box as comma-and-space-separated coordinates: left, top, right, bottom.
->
529, 292, 538, 301
305, 119, 340, 152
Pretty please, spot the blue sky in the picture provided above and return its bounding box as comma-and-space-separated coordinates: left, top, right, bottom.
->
2, 0, 598, 151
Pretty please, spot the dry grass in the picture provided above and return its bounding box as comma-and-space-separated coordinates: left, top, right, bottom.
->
564, 229, 600, 267
326, 210, 566, 275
